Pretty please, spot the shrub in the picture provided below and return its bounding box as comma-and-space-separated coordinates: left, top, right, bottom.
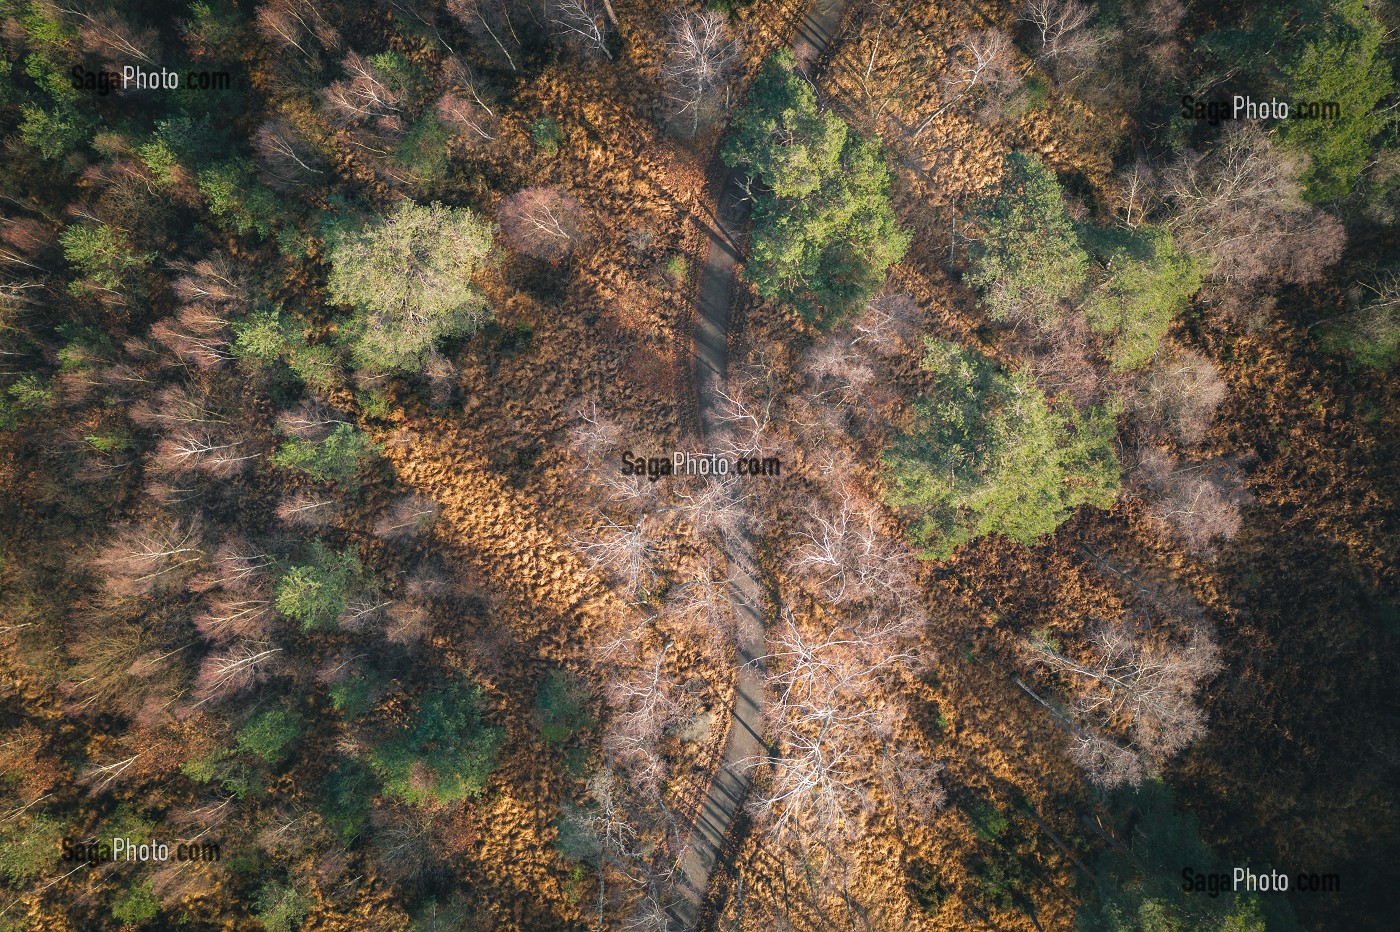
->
530, 116, 564, 153
533, 670, 593, 745
271, 423, 379, 490
111, 879, 160, 924
882, 338, 1120, 558
370, 679, 504, 806
254, 881, 309, 932
236, 709, 302, 764
327, 201, 495, 373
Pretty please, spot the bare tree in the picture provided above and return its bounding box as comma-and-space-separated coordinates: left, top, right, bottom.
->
550, 0, 612, 60
1019, 0, 1098, 70
1133, 448, 1249, 553
568, 399, 623, 464
1134, 345, 1227, 444
1163, 125, 1344, 288
92, 516, 205, 599
374, 494, 439, 540
446, 0, 527, 72
1024, 619, 1220, 786
916, 29, 1021, 134
753, 609, 913, 843
572, 515, 660, 597
276, 491, 340, 528
662, 9, 740, 137
434, 59, 500, 142
498, 187, 586, 262
253, 118, 325, 191
255, 0, 340, 62
851, 293, 919, 355
787, 488, 920, 612
192, 642, 282, 704
322, 51, 404, 130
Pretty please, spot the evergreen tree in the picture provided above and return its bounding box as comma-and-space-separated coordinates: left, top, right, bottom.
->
327, 201, 495, 373
723, 51, 908, 328
1277, 0, 1394, 201
274, 542, 362, 631
271, 423, 379, 490
882, 338, 1120, 558
370, 679, 504, 806
964, 151, 1088, 328
1084, 225, 1204, 370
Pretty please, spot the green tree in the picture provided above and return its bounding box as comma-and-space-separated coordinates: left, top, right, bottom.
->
319, 758, 374, 844
236, 709, 303, 764
965, 152, 1088, 328
111, 878, 160, 924
722, 50, 908, 327
533, 670, 593, 745
1078, 780, 1302, 932
271, 422, 379, 490
255, 881, 309, 932
1277, 0, 1394, 201
60, 223, 150, 293
327, 201, 495, 373
1084, 226, 1204, 370
198, 159, 286, 238
882, 338, 1120, 558
274, 542, 362, 630
0, 814, 63, 882
370, 679, 504, 806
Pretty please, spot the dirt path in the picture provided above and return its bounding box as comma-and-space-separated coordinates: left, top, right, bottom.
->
668, 1, 850, 925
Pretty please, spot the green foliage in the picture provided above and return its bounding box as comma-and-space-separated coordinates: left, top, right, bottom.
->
274, 542, 362, 630
184, 1, 244, 53
965, 152, 1088, 327
285, 343, 342, 393
530, 116, 564, 154
369, 50, 425, 102
969, 800, 1010, 841
19, 102, 89, 161
1277, 0, 1394, 201
1084, 226, 1204, 370
327, 201, 495, 373
1318, 297, 1400, 369
329, 670, 383, 719
370, 679, 504, 806
60, 223, 148, 292
232, 307, 296, 363
0, 814, 62, 882
254, 881, 309, 932
882, 339, 1120, 558
320, 758, 374, 844
533, 670, 593, 745
198, 160, 285, 238
111, 878, 160, 924
1077, 780, 1301, 932
722, 51, 908, 327
395, 113, 450, 188
271, 423, 379, 490
137, 137, 181, 187
7, 373, 52, 413
236, 709, 302, 764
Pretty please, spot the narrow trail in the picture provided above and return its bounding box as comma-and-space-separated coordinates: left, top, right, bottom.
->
669, 0, 850, 925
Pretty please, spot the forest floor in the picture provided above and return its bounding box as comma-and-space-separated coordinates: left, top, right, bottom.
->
669, 0, 853, 925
